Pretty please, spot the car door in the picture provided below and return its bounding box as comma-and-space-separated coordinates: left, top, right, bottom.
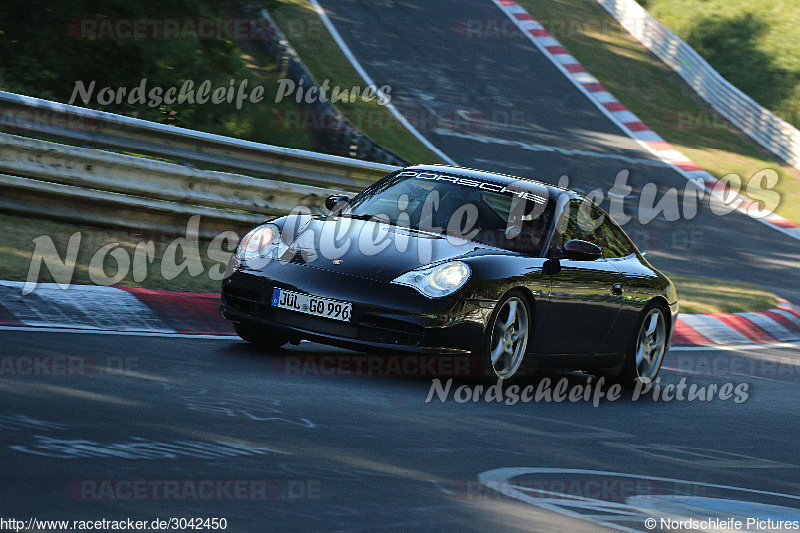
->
537, 200, 625, 355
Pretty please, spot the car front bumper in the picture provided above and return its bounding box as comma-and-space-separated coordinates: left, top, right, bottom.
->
219, 261, 493, 354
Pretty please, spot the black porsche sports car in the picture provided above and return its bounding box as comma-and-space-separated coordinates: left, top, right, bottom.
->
220, 164, 678, 384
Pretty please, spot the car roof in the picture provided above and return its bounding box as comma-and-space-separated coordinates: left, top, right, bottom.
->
403, 164, 583, 203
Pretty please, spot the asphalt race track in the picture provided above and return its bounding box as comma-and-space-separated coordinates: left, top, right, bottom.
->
315, 0, 800, 304
3, 1, 800, 532
1, 329, 799, 531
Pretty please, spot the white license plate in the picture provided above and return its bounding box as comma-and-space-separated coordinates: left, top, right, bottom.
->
271, 288, 352, 322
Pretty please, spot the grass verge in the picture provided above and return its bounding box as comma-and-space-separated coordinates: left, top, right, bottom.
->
517, 0, 800, 225
0, 212, 245, 294
667, 273, 777, 314
0, 212, 780, 314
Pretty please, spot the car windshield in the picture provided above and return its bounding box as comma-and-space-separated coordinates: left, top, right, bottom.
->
342, 170, 554, 255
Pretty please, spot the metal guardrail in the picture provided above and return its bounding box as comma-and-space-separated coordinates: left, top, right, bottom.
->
0, 90, 398, 191
596, 0, 800, 171
0, 90, 401, 233
0, 131, 371, 235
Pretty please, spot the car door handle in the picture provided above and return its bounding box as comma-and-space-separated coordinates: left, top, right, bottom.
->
611, 283, 623, 296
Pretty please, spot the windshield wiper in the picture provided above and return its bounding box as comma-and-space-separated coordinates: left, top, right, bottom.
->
336, 213, 384, 221
335, 213, 408, 227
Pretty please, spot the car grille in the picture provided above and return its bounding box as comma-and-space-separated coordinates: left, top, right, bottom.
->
222, 287, 263, 316
358, 315, 425, 346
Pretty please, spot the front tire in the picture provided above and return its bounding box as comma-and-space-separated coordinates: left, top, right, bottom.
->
481, 292, 531, 380
234, 322, 290, 350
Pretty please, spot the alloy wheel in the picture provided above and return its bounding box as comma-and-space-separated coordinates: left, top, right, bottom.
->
635, 308, 666, 383
489, 297, 529, 379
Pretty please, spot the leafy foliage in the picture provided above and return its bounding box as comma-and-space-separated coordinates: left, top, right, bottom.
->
0, 0, 312, 147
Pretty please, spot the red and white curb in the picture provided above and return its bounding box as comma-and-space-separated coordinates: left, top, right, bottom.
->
672, 298, 800, 345
491, 0, 800, 241
0, 281, 233, 336
1, 282, 800, 347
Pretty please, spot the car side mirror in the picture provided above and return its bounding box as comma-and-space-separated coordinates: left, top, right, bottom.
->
563, 239, 602, 261
325, 194, 351, 212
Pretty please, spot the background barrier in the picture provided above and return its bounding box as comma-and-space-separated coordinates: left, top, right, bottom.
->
0, 91, 400, 235
596, 0, 800, 171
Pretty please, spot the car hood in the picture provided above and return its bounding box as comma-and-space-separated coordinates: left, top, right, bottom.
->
282, 217, 490, 283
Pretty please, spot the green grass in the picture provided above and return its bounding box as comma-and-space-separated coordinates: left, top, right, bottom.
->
641, 0, 800, 124
0, 211, 780, 314
0, 212, 243, 293
517, 0, 800, 225
266, 0, 444, 164
667, 273, 777, 314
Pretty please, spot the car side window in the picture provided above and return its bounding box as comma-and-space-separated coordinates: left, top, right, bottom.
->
557, 200, 605, 250
600, 217, 637, 259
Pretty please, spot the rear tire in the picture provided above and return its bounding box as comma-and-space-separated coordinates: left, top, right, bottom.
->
480, 291, 531, 381
616, 303, 667, 387
234, 322, 290, 350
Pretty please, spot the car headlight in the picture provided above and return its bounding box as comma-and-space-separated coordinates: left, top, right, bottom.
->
391, 261, 471, 298
236, 224, 280, 266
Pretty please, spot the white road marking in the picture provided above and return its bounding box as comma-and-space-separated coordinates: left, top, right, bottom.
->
429, 480, 454, 495
670, 340, 800, 352
10, 435, 291, 459
601, 442, 798, 469
478, 467, 800, 532
306, 0, 457, 165
0, 414, 70, 432
3, 324, 800, 352
0, 324, 238, 340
